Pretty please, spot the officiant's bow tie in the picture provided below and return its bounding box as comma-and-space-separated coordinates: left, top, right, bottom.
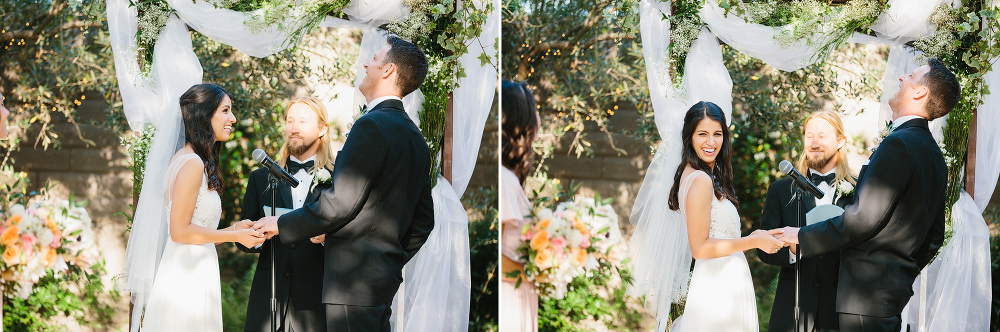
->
810, 173, 836, 186
287, 160, 314, 174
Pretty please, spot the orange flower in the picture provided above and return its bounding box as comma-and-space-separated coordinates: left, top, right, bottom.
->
1, 226, 19, 246
3, 244, 22, 266
573, 248, 588, 265
43, 247, 57, 266
49, 227, 61, 248
5, 215, 21, 227
534, 219, 550, 232
534, 247, 554, 270
529, 230, 550, 250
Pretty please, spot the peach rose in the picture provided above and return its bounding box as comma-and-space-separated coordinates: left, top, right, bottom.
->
534, 247, 554, 270
43, 247, 57, 266
529, 230, 550, 250
49, 227, 62, 248
3, 244, 22, 266
573, 248, 588, 265
1, 225, 19, 246
5, 215, 21, 227
534, 219, 551, 232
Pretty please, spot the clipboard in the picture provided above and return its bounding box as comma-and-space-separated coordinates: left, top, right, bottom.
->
263, 205, 294, 217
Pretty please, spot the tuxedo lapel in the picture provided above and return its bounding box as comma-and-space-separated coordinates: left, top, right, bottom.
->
278, 182, 293, 209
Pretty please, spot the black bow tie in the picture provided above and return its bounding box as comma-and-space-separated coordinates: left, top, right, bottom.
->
287, 160, 314, 174
810, 172, 836, 186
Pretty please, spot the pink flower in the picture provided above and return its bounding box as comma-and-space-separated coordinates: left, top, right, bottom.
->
579, 236, 591, 249
551, 237, 566, 249
522, 230, 534, 241
21, 234, 36, 249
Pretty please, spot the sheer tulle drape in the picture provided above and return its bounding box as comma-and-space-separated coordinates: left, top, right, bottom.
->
113, 1, 495, 332
630, 0, 993, 330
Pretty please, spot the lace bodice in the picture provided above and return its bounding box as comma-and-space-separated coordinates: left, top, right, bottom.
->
165, 154, 222, 232
679, 170, 742, 239
708, 197, 741, 239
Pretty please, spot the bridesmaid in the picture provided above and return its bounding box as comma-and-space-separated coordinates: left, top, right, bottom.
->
500, 80, 540, 332
0, 91, 10, 138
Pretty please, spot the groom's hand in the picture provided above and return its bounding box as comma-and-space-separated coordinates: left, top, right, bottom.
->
775, 226, 800, 244
255, 216, 280, 239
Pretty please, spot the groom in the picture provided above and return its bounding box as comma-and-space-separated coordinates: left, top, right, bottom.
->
777, 58, 957, 331
255, 36, 435, 332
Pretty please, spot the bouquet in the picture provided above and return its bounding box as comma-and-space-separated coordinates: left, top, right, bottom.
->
0, 196, 98, 299
516, 196, 627, 299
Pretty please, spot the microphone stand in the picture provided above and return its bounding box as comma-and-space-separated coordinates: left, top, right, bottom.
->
792, 186, 804, 332
267, 175, 279, 332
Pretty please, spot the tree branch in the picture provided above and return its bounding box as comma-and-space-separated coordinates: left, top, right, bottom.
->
1, 20, 102, 44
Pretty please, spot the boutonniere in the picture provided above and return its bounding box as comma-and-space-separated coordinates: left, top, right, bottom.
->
311, 168, 332, 192
869, 120, 893, 153
834, 180, 854, 203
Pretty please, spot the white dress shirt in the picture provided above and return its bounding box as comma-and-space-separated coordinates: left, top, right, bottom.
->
891, 115, 924, 131
790, 167, 837, 264
289, 155, 316, 209
366, 95, 402, 110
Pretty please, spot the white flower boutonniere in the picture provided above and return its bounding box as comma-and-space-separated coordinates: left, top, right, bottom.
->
869, 120, 893, 153
834, 180, 855, 203
311, 168, 332, 192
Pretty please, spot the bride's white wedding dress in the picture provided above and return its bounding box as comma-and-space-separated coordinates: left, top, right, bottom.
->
141, 153, 223, 331
672, 170, 758, 332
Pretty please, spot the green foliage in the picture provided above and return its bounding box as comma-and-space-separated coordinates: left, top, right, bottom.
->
2, 261, 118, 331
503, 0, 645, 159
418, 56, 456, 185
1, 0, 118, 169
536, 269, 641, 332
465, 187, 499, 332
221, 261, 256, 332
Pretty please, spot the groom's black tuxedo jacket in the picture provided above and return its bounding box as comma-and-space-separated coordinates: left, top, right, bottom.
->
276, 99, 435, 307
237, 165, 332, 332
799, 118, 946, 318
758, 176, 854, 332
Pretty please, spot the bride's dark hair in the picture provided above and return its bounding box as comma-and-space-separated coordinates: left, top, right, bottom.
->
179, 83, 231, 192
668, 101, 738, 211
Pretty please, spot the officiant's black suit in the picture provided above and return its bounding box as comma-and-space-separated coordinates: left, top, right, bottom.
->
237, 165, 332, 332
799, 118, 946, 331
757, 176, 854, 332
276, 99, 435, 331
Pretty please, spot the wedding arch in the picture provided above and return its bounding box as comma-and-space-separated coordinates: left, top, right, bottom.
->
107, 0, 499, 331
628, 0, 997, 331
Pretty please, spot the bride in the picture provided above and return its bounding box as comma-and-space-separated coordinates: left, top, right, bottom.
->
124, 84, 264, 332
666, 101, 785, 331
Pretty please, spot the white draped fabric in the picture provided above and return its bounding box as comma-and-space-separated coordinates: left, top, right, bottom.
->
630, 0, 994, 330
389, 1, 498, 330
112, 1, 495, 331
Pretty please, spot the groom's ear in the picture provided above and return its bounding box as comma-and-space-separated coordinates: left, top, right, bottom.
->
912, 84, 929, 102
381, 62, 396, 80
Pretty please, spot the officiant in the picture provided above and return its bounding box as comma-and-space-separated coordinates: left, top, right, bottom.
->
237, 97, 336, 332
757, 111, 856, 332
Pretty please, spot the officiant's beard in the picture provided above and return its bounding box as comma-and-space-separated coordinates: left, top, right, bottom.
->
287, 137, 318, 157
806, 152, 834, 171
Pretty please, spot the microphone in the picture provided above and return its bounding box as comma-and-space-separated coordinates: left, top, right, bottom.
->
778, 160, 824, 199
252, 149, 299, 188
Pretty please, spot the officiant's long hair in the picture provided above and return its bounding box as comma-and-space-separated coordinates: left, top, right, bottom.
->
668, 101, 737, 211
501, 80, 539, 185
275, 97, 336, 172
180, 83, 232, 192
795, 111, 856, 186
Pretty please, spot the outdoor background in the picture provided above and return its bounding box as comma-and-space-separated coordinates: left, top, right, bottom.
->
1, 2, 498, 331
503, 1, 1000, 331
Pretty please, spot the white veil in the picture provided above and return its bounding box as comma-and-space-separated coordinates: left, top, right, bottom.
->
111, 4, 203, 331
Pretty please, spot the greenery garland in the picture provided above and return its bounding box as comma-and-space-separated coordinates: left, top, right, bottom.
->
132, 0, 496, 181
661, 0, 999, 232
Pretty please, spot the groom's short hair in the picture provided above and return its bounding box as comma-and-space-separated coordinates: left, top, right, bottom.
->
385, 36, 428, 97
920, 58, 960, 120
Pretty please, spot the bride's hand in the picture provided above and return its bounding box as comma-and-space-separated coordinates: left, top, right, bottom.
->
752, 229, 786, 254
233, 219, 253, 231
235, 229, 264, 248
